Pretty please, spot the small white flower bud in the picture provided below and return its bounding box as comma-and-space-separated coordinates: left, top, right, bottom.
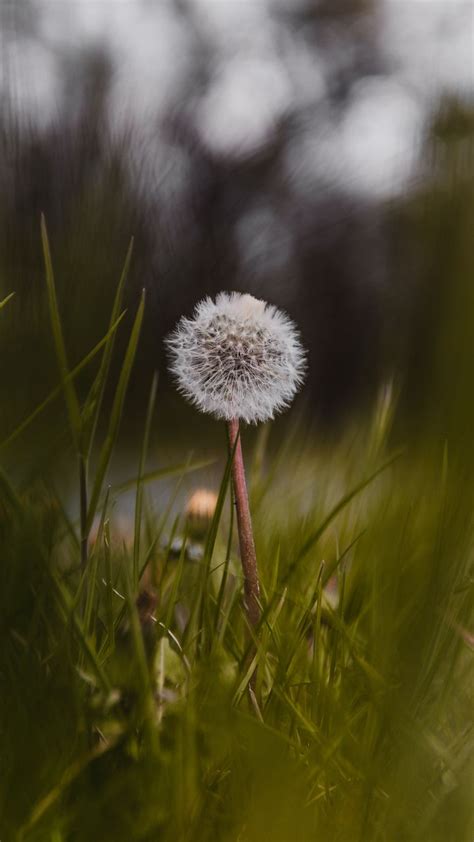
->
185, 489, 218, 538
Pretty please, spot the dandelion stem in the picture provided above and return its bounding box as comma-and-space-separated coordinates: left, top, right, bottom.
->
228, 418, 261, 629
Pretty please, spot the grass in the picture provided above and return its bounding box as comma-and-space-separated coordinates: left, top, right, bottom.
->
0, 227, 473, 842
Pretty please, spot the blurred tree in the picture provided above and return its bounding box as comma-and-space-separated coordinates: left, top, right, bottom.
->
397, 98, 474, 458
0, 0, 471, 446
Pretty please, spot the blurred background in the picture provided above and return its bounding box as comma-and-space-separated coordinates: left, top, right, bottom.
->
0, 0, 473, 463
2, 8, 474, 840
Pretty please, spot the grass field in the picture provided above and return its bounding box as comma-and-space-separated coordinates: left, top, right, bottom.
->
0, 221, 473, 842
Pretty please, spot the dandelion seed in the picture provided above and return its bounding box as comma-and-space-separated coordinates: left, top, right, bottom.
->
166, 292, 306, 425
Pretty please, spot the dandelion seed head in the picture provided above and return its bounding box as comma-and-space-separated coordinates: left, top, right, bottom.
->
166, 292, 306, 424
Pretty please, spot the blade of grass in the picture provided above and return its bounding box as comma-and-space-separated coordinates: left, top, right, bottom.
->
311, 563, 325, 721
296, 451, 403, 564
0, 466, 23, 512
106, 468, 188, 649
233, 585, 288, 706
79, 454, 89, 574
122, 562, 158, 745
0, 291, 15, 310
244, 461, 399, 658
111, 458, 216, 497
133, 372, 158, 586
18, 735, 122, 839
0, 312, 126, 453
101, 518, 115, 657
42, 558, 111, 692
194, 438, 236, 654
213, 487, 235, 637
215, 577, 240, 647
84, 487, 111, 638
86, 291, 145, 533
82, 238, 134, 457
164, 525, 188, 631
41, 215, 82, 451
156, 513, 182, 603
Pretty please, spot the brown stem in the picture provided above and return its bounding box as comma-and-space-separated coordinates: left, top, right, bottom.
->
227, 418, 261, 629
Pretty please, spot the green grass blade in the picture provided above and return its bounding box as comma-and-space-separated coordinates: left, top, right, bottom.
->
86, 291, 145, 532
121, 561, 157, 744
82, 238, 134, 456
41, 215, 82, 451
83, 487, 111, 638
0, 291, 15, 310
194, 437, 236, 653
19, 737, 120, 839
0, 312, 126, 453
133, 372, 158, 586
42, 558, 110, 692
295, 451, 403, 566
213, 487, 235, 637
102, 518, 115, 656
163, 526, 188, 631
0, 466, 23, 512
111, 458, 216, 497
111, 459, 195, 638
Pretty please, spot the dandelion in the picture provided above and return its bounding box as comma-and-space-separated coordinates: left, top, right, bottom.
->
166, 292, 306, 631
166, 292, 305, 425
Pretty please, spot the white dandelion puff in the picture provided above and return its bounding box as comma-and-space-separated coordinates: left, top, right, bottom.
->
166, 292, 306, 424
